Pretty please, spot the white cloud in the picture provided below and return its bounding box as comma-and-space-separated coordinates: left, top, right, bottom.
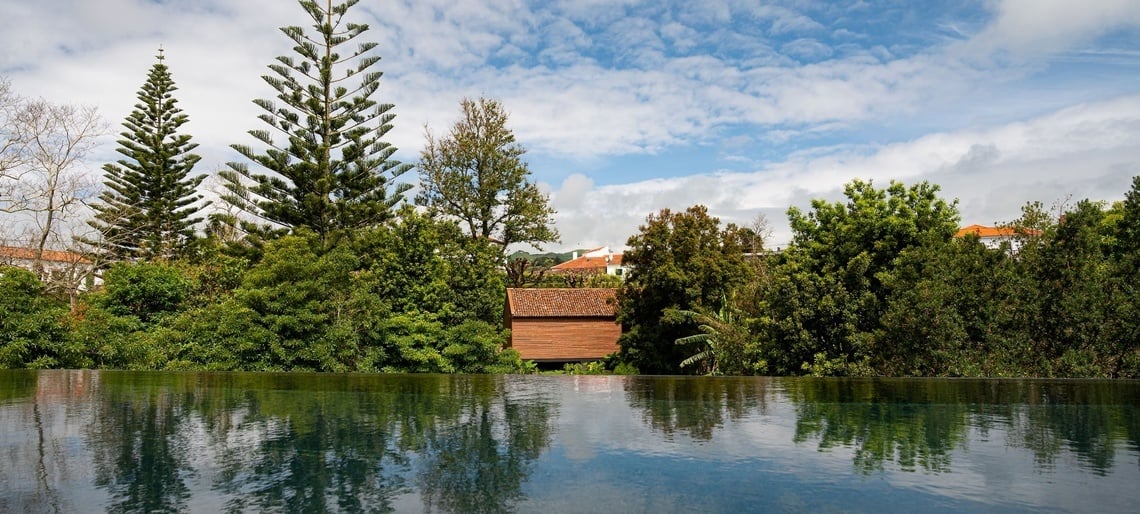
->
780, 38, 834, 61
969, 0, 1140, 56
2, 0, 1138, 253
746, 5, 826, 36
549, 95, 1140, 249
5, 0, 1120, 170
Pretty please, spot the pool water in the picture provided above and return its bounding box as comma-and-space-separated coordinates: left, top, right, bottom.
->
1, 370, 1137, 513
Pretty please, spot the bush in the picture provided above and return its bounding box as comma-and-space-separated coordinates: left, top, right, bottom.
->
100, 262, 195, 323
0, 267, 76, 368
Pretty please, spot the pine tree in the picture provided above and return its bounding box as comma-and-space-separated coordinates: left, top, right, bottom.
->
88, 49, 204, 261
220, 0, 412, 242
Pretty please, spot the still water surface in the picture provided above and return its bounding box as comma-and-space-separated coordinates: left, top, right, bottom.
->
1, 370, 1138, 513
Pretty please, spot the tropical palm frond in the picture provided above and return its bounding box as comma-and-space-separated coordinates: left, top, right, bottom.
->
675, 333, 710, 346
680, 349, 712, 369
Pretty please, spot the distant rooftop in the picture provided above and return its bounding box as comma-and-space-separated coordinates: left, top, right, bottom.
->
550, 253, 622, 271
954, 224, 1039, 238
0, 246, 90, 264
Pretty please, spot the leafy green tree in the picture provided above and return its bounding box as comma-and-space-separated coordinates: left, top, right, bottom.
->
759, 180, 959, 375
1110, 176, 1140, 262
0, 266, 79, 368
1021, 200, 1131, 376
153, 212, 524, 373
617, 205, 752, 374
99, 262, 195, 324
87, 49, 204, 261
69, 262, 192, 369
1109, 177, 1140, 376
348, 205, 505, 326
221, 0, 412, 242
68, 304, 148, 369
417, 97, 558, 258
145, 300, 276, 371
873, 236, 1033, 376
233, 233, 361, 371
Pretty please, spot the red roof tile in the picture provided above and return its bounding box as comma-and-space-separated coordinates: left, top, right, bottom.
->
506, 288, 618, 317
0, 246, 90, 264
954, 224, 1039, 238
550, 253, 622, 272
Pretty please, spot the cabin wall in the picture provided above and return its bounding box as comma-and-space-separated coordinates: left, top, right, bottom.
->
507, 317, 621, 361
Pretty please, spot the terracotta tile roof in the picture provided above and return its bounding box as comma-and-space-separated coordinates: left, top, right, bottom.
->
954, 224, 1039, 238
506, 288, 618, 318
550, 253, 622, 272
0, 246, 90, 264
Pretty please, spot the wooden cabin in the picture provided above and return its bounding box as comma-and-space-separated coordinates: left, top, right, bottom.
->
504, 288, 621, 362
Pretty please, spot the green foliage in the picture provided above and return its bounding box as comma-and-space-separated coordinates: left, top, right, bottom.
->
71, 306, 158, 370
617, 205, 752, 374
221, 0, 412, 241
87, 49, 204, 261
542, 270, 624, 289
351, 206, 505, 326
673, 299, 759, 375
137, 214, 521, 374
233, 233, 360, 371
441, 320, 525, 374
417, 97, 559, 257
1111, 176, 1140, 261
99, 262, 195, 323
178, 248, 248, 307
759, 180, 960, 375
0, 267, 80, 368
1016, 199, 1136, 377
361, 314, 524, 374
151, 301, 279, 371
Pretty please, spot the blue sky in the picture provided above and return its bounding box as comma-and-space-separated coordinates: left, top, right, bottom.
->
3, 0, 1140, 249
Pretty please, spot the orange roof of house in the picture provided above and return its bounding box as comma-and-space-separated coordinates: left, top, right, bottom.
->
954, 224, 1043, 238
550, 253, 622, 272
954, 224, 1013, 238
506, 288, 618, 318
0, 246, 90, 264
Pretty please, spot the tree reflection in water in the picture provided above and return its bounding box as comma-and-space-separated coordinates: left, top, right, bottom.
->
87, 375, 194, 513
4, 371, 1140, 512
784, 378, 1140, 476
73, 372, 555, 513
415, 377, 555, 513
622, 376, 772, 441
619, 375, 1140, 477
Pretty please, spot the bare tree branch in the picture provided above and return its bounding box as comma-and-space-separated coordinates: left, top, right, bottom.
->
2, 96, 105, 279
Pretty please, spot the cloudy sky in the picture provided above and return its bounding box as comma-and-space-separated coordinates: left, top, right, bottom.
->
3, 0, 1140, 249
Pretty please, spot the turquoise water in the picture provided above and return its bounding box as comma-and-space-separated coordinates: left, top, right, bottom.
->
1, 370, 1138, 513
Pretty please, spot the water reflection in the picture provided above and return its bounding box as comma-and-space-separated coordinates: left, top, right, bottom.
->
2, 371, 1139, 513
0, 371, 556, 513
782, 379, 1140, 476
88, 374, 195, 513
416, 382, 554, 513
622, 376, 771, 441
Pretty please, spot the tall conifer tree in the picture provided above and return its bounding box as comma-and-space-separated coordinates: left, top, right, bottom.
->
88, 49, 204, 261
220, 0, 412, 241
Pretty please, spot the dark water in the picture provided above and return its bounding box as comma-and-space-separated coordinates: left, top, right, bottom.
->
2, 371, 1138, 513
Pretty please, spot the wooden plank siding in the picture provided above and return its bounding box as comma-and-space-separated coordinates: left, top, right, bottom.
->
508, 317, 621, 362
504, 288, 622, 362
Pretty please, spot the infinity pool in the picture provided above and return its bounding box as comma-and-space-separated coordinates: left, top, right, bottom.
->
2, 370, 1137, 512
